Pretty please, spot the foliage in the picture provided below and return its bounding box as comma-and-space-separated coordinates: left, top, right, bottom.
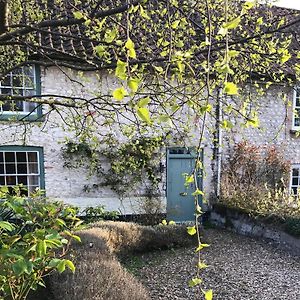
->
221, 141, 300, 218
82, 205, 119, 223
2, 1, 300, 298
0, 187, 81, 300
62, 136, 165, 198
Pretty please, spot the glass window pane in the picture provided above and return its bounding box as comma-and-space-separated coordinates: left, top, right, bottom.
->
0, 153, 3, 163
17, 163, 27, 174
23, 66, 34, 76
1, 88, 12, 95
1, 74, 11, 87
5, 152, 15, 162
28, 175, 39, 186
24, 77, 34, 88
0, 176, 4, 185
16, 152, 27, 162
0, 164, 4, 174
292, 177, 298, 186
292, 168, 299, 176
1, 101, 12, 111
27, 152, 38, 163
28, 163, 38, 174
17, 176, 28, 185
6, 176, 16, 185
6, 163, 16, 174
12, 75, 22, 87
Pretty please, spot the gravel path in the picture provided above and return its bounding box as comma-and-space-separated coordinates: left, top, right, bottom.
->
136, 228, 300, 300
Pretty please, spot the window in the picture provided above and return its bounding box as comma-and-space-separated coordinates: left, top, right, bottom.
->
291, 165, 300, 195
292, 88, 300, 129
0, 146, 45, 196
0, 65, 42, 120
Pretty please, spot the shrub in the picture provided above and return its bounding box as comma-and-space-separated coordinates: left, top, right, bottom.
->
45, 221, 196, 300
221, 141, 300, 219
284, 217, 300, 237
0, 187, 81, 300
82, 205, 119, 223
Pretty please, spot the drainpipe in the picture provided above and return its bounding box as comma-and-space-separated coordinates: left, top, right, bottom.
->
215, 89, 223, 200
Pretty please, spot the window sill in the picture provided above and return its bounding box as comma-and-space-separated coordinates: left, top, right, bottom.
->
0, 113, 44, 122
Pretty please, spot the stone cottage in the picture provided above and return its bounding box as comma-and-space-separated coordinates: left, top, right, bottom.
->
0, 1, 300, 221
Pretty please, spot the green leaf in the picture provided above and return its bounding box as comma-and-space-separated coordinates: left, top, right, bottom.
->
37, 240, 47, 257
185, 175, 194, 184
204, 289, 213, 300
168, 220, 176, 225
12, 259, 27, 276
104, 28, 117, 43
125, 38, 136, 59
223, 17, 241, 30
128, 78, 139, 93
94, 45, 106, 57
137, 97, 150, 108
195, 243, 210, 252
161, 219, 167, 225
137, 107, 151, 124
115, 59, 127, 80
153, 66, 164, 73
64, 259, 76, 273
197, 262, 209, 269
73, 11, 84, 19
57, 260, 66, 273
192, 189, 204, 196
171, 20, 180, 29
243, 1, 255, 10
187, 226, 197, 236
0, 221, 15, 232
224, 82, 238, 95
188, 277, 202, 287
113, 87, 128, 101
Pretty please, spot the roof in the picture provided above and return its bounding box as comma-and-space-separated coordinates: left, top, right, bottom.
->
1, 1, 300, 78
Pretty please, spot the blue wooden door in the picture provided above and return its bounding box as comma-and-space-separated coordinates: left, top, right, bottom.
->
167, 148, 202, 222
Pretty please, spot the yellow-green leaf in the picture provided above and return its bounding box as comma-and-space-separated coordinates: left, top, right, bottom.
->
223, 17, 241, 30
137, 107, 151, 124
197, 262, 209, 269
125, 38, 136, 59
188, 277, 202, 287
192, 189, 204, 196
128, 78, 139, 93
224, 82, 238, 95
113, 87, 128, 101
204, 289, 213, 300
187, 226, 197, 236
161, 219, 167, 225
137, 97, 150, 107
73, 11, 84, 19
115, 60, 127, 80
168, 220, 176, 225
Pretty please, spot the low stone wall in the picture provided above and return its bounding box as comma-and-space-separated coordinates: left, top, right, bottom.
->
210, 204, 300, 254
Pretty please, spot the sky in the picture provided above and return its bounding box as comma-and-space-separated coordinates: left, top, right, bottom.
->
274, 0, 300, 10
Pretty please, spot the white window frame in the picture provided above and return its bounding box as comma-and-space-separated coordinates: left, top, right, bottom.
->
0, 148, 44, 196
292, 87, 300, 130
0, 65, 38, 115
290, 164, 300, 195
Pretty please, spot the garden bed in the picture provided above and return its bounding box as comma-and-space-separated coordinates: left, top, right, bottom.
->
210, 203, 300, 254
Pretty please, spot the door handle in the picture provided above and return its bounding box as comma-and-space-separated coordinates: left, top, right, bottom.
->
179, 192, 187, 196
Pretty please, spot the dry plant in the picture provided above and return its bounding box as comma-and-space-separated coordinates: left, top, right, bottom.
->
221, 141, 300, 219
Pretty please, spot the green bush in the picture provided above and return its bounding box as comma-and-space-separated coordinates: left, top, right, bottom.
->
0, 187, 81, 300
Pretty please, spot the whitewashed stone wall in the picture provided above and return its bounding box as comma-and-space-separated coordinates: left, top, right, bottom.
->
0, 66, 217, 214
223, 84, 299, 164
